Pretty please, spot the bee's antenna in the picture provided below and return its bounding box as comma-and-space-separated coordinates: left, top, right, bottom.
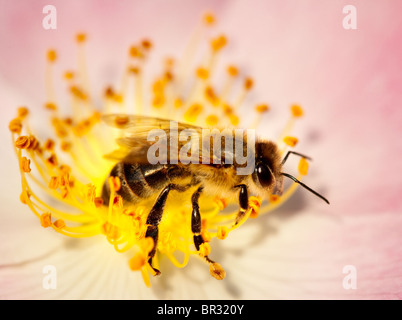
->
281, 172, 330, 204
282, 151, 313, 165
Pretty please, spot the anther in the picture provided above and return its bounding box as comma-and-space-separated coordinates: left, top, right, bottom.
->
20, 157, 31, 173
217, 226, 229, 240
227, 65, 238, 77
249, 197, 261, 218
9, 118, 22, 134
47, 50, 57, 62
53, 219, 66, 229
283, 136, 298, 147
40, 213, 52, 228
15, 136, 31, 149
256, 104, 269, 113
209, 262, 226, 280
298, 158, 309, 176
291, 104, 304, 117
17, 107, 29, 119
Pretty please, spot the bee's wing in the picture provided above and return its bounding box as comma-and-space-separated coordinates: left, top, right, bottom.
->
102, 114, 213, 164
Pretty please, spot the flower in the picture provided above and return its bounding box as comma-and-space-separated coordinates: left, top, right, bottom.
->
1, 0, 402, 300
7, 9, 315, 288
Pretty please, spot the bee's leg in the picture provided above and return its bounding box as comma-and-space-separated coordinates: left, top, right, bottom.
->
191, 186, 204, 251
145, 184, 173, 276
234, 184, 249, 225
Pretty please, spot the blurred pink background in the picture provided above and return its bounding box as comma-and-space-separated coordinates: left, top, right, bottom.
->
0, 0, 401, 299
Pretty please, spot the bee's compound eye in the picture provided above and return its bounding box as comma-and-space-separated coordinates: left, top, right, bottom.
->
256, 163, 272, 188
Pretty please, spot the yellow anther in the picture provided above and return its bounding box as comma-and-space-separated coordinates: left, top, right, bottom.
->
70, 86, 87, 100
45, 102, 58, 111
114, 115, 129, 127
206, 114, 219, 126
291, 104, 304, 117
205, 86, 219, 105
46, 154, 58, 167
40, 213, 52, 228
113, 195, 123, 209
102, 222, 120, 240
214, 197, 228, 210
174, 98, 183, 109
196, 67, 209, 80
9, 118, 22, 134
283, 136, 298, 147
256, 104, 269, 113
211, 35, 227, 52
129, 252, 146, 271
94, 197, 104, 208
61, 141, 71, 152
209, 262, 226, 280
129, 46, 143, 58
64, 71, 74, 80
249, 196, 262, 219
269, 194, 280, 203
229, 114, 239, 126
60, 187, 69, 199
298, 157, 309, 176
108, 176, 121, 192
17, 107, 29, 119
20, 191, 30, 204
227, 65, 238, 77
27, 136, 39, 151
47, 49, 57, 62
201, 230, 212, 243
199, 242, 211, 257
203, 13, 215, 25
43, 139, 55, 151
244, 77, 254, 90
15, 136, 30, 149
20, 157, 31, 173
53, 219, 66, 229
184, 104, 203, 123
217, 226, 229, 240
152, 94, 165, 108
76, 33, 87, 43
141, 39, 152, 50
223, 104, 233, 116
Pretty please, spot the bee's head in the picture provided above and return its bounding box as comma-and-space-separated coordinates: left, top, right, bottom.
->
252, 140, 283, 195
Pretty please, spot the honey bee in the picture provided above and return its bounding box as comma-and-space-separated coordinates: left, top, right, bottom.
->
101, 114, 329, 275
